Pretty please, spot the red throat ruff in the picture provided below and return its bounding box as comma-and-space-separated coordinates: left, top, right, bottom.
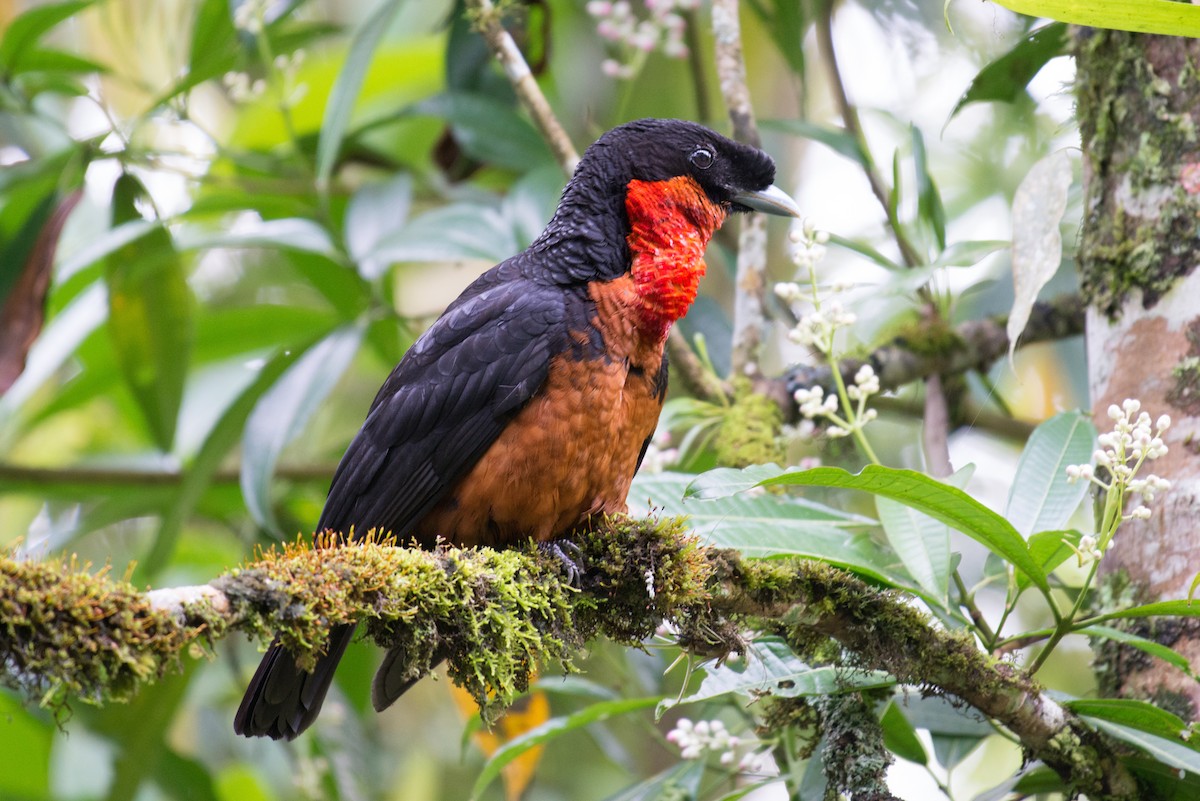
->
624, 176, 727, 339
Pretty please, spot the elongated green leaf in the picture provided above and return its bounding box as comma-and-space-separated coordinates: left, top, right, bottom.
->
932, 239, 1008, 268
1080, 627, 1194, 676
104, 174, 194, 451
950, 23, 1068, 118
175, 218, 338, 257
471, 697, 659, 799
881, 701, 927, 765
1022, 529, 1080, 589
660, 638, 893, 714
763, 119, 869, 168
1008, 150, 1072, 365
155, 0, 238, 103
1085, 718, 1200, 777
875, 494, 950, 605
691, 464, 1048, 592
0, 0, 93, 70
989, 0, 1200, 38
635, 472, 922, 593
345, 173, 413, 279
316, 0, 406, 195
1091, 601, 1200, 624
1006, 410, 1096, 537
602, 761, 706, 801
142, 344, 310, 575
911, 126, 945, 251
826, 233, 902, 271
8, 48, 106, 75
241, 325, 363, 535
415, 92, 552, 172
1069, 699, 1190, 742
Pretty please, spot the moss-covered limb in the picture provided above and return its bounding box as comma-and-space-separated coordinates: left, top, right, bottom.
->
1075, 30, 1200, 318
814, 692, 900, 801
2, 519, 1135, 795
708, 557, 1139, 799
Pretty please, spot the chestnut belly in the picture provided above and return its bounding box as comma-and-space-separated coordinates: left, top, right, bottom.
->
414, 353, 664, 547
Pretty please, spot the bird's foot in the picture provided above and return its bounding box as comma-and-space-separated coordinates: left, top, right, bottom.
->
539, 540, 586, 587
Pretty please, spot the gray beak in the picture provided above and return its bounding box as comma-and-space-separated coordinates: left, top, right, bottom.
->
732, 184, 802, 218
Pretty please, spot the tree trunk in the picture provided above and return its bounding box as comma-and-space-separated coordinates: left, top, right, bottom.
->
1076, 29, 1200, 717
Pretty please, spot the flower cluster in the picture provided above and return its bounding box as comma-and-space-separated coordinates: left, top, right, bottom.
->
775, 219, 847, 357
1065, 399, 1172, 565
222, 71, 267, 103
587, 0, 697, 79
222, 49, 306, 107
233, 0, 269, 34
791, 365, 879, 438
666, 718, 767, 773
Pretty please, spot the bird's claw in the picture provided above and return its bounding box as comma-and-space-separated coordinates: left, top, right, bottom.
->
539, 540, 586, 587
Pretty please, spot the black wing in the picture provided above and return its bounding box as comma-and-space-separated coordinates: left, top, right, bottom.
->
316, 271, 567, 543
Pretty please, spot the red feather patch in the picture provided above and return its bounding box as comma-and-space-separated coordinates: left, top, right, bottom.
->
624, 176, 727, 339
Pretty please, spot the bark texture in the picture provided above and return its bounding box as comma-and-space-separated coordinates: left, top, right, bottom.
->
1076, 29, 1200, 716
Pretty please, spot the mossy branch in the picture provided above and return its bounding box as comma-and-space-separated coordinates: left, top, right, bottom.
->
2, 517, 1134, 797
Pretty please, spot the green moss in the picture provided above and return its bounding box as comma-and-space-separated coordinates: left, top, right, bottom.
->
1075, 29, 1200, 318
714, 377, 785, 468
0, 556, 205, 710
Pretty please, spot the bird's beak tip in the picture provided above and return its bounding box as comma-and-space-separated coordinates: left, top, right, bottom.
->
733, 184, 802, 218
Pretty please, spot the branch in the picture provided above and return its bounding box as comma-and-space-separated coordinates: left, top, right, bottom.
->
812, 0, 922, 271
467, 0, 579, 174
712, 0, 770, 379
2, 518, 1135, 796
782, 293, 1086, 413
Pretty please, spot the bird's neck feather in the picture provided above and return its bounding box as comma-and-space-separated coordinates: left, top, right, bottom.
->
624, 176, 726, 340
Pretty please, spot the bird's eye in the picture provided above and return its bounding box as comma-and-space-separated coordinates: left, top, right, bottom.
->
689, 147, 714, 169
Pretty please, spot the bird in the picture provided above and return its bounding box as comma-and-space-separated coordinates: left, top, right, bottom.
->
234, 118, 801, 740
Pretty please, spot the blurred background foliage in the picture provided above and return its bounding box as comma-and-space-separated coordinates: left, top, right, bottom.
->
0, 0, 1088, 798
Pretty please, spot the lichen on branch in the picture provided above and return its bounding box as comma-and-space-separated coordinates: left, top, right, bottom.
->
1, 515, 1135, 796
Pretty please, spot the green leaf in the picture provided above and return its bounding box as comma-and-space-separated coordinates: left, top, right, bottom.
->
1069, 698, 1190, 742
345, 172, 413, 279
880, 701, 927, 765
763, 119, 869, 169
104, 174, 194, 451
0, 693, 52, 799
602, 761, 706, 801
660, 638, 893, 714
471, 696, 659, 799
0, 0, 94, 71
1006, 410, 1097, 537
636, 472, 923, 593
1008, 150, 1072, 365
932, 239, 1008, 268
415, 92, 552, 171
175, 218, 338, 258
157, 0, 239, 103
994, 1, 1200, 38
1091, 601, 1200, 624
316, 0, 406, 195
950, 22, 1068, 118
875, 494, 950, 605
141, 344, 309, 575
911, 126, 945, 251
373, 201, 519, 264
826, 233, 902, 271
241, 325, 363, 535
7, 47, 106, 75
1024, 528, 1080, 586
692, 464, 1049, 593
1080, 626, 1195, 677
1085, 718, 1200, 777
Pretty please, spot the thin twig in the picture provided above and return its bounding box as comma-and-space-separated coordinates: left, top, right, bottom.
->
812, 0, 922, 270
712, 0, 770, 378
468, 0, 579, 174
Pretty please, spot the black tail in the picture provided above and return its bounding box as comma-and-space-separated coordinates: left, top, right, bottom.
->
234, 623, 356, 740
